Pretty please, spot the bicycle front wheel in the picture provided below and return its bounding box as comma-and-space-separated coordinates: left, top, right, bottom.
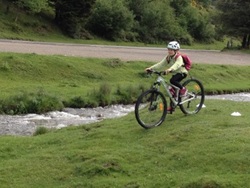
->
135, 90, 167, 129
179, 79, 205, 114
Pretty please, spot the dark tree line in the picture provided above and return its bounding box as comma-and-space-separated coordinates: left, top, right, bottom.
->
216, 0, 250, 48
49, 0, 217, 44
5, 0, 250, 48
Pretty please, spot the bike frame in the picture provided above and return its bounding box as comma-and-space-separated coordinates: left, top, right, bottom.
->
152, 74, 196, 107
135, 70, 205, 128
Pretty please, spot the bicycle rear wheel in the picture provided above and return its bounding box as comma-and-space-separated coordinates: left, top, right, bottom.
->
135, 89, 167, 129
179, 79, 205, 114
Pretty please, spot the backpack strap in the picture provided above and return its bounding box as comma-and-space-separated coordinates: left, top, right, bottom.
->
175, 53, 181, 60
166, 53, 180, 63
175, 53, 186, 68
166, 55, 171, 64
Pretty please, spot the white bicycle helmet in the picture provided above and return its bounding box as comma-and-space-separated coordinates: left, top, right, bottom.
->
167, 41, 180, 50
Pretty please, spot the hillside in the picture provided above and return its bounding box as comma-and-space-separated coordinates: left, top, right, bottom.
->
0, 0, 69, 42
0, 1, 245, 50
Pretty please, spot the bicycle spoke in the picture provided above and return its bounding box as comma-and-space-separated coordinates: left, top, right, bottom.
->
179, 79, 205, 114
135, 90, 167, 129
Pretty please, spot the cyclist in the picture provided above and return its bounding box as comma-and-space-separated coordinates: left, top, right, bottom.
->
145, 41, 188, 111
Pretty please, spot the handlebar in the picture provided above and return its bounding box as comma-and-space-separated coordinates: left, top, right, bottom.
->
146, 69, 166, 76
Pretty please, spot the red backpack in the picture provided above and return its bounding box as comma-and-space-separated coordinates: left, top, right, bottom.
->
167, 53, 192, 71
176, 54, 192, 71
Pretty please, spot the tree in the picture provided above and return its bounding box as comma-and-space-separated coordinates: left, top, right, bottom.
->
87, 0, 134, 41
171, 0, 216, 43
14, 0, 48, 13
127, 0, 149, 22
127, 0, 193, 44
216, 0, 250, 48
52, 0, 95, 38
137, 0, 189, 43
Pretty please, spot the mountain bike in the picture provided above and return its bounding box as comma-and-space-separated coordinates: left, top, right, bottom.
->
134, 70, 205, 129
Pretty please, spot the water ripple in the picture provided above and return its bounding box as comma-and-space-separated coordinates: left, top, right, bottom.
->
0, 93, 249, 136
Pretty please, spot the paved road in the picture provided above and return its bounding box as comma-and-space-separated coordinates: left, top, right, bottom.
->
0, 39, 249, 65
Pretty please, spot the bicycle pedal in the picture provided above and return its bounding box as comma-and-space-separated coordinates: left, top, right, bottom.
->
167, 107, 175, 114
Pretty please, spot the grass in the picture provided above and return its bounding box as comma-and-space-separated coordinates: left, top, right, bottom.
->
0, 53, 248, 99
0, 99, 250, 187
0, 53, 147, 111
0, 52, 249, 187
0, 52, 250, 114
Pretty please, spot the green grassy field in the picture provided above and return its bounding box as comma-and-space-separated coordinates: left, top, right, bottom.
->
0, 52, 250, 114
0, 99, 250, 187
0, 52, 249, 187
0, 52, 249, 97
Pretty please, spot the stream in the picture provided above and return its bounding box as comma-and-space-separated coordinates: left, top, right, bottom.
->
0, 93, 249, 136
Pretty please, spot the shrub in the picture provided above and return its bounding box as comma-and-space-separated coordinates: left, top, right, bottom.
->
87, 0, 134, 41
102, 58, 123, 68
135, 0, 188, 44
0, 90, 64, 114
97, 82, 112, 106
65, 96, 86, 108
0, 62, 11, 71
33, 126, 49, 136
116, 84, 144, 104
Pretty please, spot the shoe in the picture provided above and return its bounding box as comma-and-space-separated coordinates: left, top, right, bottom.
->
180, 87, 187, 97
167, 107, 174, 113
167, 107, 174, 114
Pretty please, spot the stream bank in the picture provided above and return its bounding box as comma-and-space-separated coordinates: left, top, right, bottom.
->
1, 93, 249, 136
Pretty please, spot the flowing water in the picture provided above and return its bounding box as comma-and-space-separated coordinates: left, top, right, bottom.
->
0, 93, 249, 136
0, 105, 134, 136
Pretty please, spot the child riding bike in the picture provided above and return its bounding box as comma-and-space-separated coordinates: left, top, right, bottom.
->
145, 41, 188, 111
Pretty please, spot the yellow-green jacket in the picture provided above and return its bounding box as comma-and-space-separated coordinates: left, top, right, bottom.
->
149, 53, 188, 75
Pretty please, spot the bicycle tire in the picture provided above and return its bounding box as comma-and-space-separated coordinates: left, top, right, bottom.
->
135, 89, 167, 129
179, 78, 205, 114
